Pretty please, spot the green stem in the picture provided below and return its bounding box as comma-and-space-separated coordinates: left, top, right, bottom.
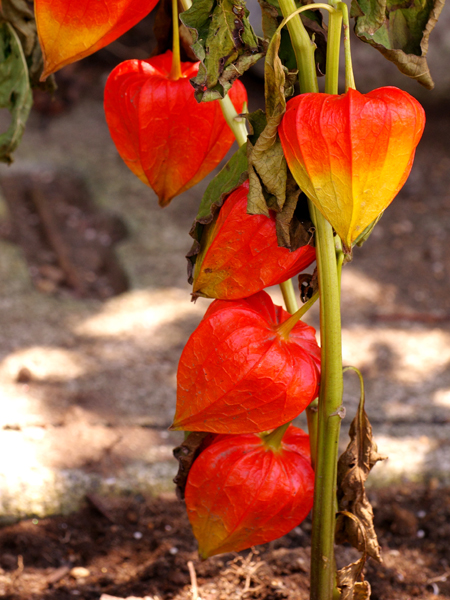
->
279, 279, 298, 314
277, 290, 319, 339
277, 0, 319, 94
277, 2, 345, 599
324, 8, 342, 95
219, 94, 248, 148
310, 212, 343, 600
306, 398, 318, 470
169, 0, 182, 80
338, 2, 356, 91
308, 6, 344, 598
262, 421, 291, 452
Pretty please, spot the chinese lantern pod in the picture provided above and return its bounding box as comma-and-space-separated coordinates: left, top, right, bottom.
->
185, 426, 315, 558
279, 87, 425, 248
104, 51, 248, 207
193, 181, 316, 300
36, 0, 159, 79
172, 291, 320, 434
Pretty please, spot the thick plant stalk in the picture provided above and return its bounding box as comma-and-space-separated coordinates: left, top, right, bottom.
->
276, 2, 344, 599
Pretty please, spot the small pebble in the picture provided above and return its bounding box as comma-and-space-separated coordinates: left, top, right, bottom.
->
133, 531, 143, 540
70, 566, 90, 579
417, 529, 425, 538
169, 547, 178, 555
165, 524, 172, 532
417, 510, 427, 518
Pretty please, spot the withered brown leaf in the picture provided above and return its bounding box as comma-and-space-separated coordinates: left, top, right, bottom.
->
336, 368, 387, 562
337, 557, 371, 600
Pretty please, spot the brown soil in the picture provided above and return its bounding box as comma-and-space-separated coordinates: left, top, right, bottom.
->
1, 482, 450, 600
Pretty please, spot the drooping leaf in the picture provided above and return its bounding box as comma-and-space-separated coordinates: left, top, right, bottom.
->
104, 51, 247, 207
351, 0, 445, 90
191, 181, 316, 300
185, 426, 314, 558
35, 0, 159, 79
247, 25, 296, 216
246, 23, 313, 250
336, 370, 387, 562
186, 142, 248, 282
279, 87, 425, 250
0, 0, 52, 89
180, 0, 265, 101
0, 21, 32, 163
171, 291, 321, 434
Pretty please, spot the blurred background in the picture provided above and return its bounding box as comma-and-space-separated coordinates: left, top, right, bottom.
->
0, 5, 450, 522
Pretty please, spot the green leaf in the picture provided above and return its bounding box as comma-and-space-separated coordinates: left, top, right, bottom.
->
187, 143, 248, 281
351, 0, 445, 89
0, 21, 32, 164
0, 0, 55, 90
180, 0, 266, 101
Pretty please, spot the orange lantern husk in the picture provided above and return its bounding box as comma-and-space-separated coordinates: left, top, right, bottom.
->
278, 87, 425, 249
193, 181, 316, 300
171, 291, 320, 434
185, 426, 314, 558
36, 0, 159, 79
104, 51, 248, 207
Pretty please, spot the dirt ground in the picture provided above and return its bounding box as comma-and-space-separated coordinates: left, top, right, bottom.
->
1, 482, 450, 600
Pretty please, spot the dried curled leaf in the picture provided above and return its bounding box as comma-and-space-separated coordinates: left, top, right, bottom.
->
180, 0, 265, 102
246, 24, 312, 249
337, 556, 371, 600
247, 22, 294, 216
185, 426, 314, 558
173, 432, 211, 500
336, 370, 387, 562
0, 21, 32, 163
351, 0, 445, 89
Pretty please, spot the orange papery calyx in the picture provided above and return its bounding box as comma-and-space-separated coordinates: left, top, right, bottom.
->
185, 425, 315, 559
171, 291, 320, 434
36, 0, 159, 79
104, 51, 248, 207
278, 86, 426, 249
193, 181, 316, 300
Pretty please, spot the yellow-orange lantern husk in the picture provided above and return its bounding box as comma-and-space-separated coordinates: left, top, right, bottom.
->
36, 0, 159, 79
278, 87, 425, 248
